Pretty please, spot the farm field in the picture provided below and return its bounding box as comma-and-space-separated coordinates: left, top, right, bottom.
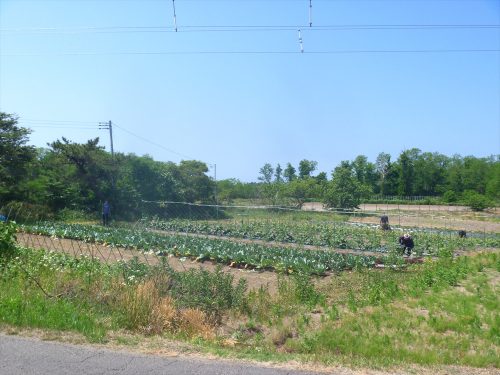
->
3, 215, 500, 373
301, 202, 500, 232
19, 222, 380, 275
140, 218, 498, 254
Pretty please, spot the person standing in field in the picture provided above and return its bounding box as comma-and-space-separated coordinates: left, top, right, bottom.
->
398, 233, 414, 256
102, 200, 110, 226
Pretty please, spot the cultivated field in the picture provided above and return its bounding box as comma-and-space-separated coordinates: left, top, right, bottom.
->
4, 211, 500, 372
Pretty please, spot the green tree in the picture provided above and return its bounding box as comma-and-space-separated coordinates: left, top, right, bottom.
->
485, 159, 500, 201
176, 160, 213, 202
258, 163, 274, 184
375, 152, 391, 195
462, 190, 492, 211
397, 150, 415, 196
283, 163, 297, 182
298, 159, 318, 179
413, 152, 448, 195
49, 137, 114, 209
274, 163, 283, 183
285, 178, 322, 208
324, 162, 370, 209
352, 155, 377, 192
0, 113, 36, 201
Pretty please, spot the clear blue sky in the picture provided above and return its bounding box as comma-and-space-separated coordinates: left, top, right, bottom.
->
1, 0, 499, 182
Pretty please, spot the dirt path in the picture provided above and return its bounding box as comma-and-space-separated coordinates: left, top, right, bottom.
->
302, 202, 499, 232
350, 215, 500, 233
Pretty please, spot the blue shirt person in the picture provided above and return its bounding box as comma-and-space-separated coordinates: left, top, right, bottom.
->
102, 201, 111, 226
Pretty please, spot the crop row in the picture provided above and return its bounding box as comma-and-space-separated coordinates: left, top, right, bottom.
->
20, 222, 378, 275
142, 219, 498, 255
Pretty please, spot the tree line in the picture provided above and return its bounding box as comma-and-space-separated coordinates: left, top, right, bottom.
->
218, 153, 499, 210
0, 113, 215, 220
1, 112, 498, 219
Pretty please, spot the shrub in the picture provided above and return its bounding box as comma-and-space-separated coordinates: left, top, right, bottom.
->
120, 280, 160, 330
3, 201, 54, 222
178, 308, 215, 340
442, 190, 457, 203
0, 221, 17, 258
166, 265, 247, 324
462, 191, 492, 211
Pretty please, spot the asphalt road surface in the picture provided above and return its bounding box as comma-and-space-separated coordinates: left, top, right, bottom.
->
0, 334, 321, 375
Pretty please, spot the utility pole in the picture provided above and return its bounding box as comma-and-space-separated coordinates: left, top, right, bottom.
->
99, 120, 116, 196
214, 163, 218, 219
99, 120, 115, 158
99, 120, 114, 158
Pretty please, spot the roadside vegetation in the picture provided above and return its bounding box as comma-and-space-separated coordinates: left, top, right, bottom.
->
1, 220, 498, 370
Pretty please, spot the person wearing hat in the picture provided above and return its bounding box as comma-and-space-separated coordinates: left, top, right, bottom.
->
398, 233, 414, 256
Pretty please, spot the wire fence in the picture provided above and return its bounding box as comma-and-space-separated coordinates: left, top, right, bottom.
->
5, 200, 499, 253
1, 199, 498, 301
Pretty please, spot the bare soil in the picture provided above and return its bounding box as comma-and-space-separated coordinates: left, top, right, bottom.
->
302, 202, 499, 232
350, 215, 500, 233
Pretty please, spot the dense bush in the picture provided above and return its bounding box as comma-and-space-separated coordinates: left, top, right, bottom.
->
0, 221, 17, 258
166, 265, 247, 323
462, 190, 493, 211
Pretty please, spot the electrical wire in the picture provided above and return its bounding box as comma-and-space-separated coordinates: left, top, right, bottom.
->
112, 122, 197, 161
2, 24, 498, 34
20, 119, 99, 124
3, 49, 499, 56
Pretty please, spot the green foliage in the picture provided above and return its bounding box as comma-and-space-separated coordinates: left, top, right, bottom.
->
0, 113, 36, 202
22, 221, 380, 275
120, 256, 151, 284
283, 163, 297, 182
298, 159, 317, 179
285, 178, 323, 207
442, 190, 457, 203
145, 216, 498, 255
0, 221, 17, 257
287, 273, 324, 308
294, 253, 499, 368
3, 201, 54, 222
462, 190, 493, 211
0, 248, 111, 341
166, 265, 247, 323
2, 109, 498, 219
324, 162, 371, 209
258, 163, 274, 184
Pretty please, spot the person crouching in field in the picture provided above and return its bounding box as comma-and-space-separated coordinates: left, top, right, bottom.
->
102, 200, 110, 226
380, 215, 391, 230
398, 233, 414, 256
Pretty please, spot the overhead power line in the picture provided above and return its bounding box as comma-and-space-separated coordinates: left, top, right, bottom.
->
3, 49, 499, 57
2, 24, 499, 34
18, 118, 203, 162
20, 118, 99, 124
112, 122, 198, 161
21, 125, 99, 129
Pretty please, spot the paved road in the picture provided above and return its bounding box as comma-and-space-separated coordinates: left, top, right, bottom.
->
0, 334, 321, 375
